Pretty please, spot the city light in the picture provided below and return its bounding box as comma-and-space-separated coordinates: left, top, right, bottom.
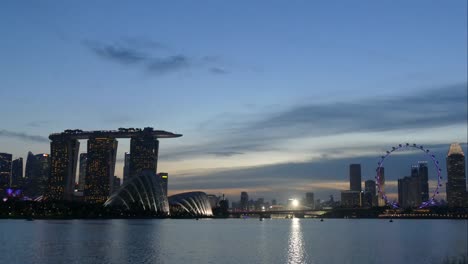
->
291, 199, 299, 207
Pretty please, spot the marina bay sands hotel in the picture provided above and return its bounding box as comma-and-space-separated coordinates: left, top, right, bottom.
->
46, 127, 181, 202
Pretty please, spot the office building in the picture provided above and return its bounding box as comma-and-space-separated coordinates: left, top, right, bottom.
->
11, 158, 23, 188
364, 180, 376, 207
78, 153, 87, 191
240, 191, 249, 210
305, 192, 315, 209
46, 138, 80, 200
0, 153, 12, 195
129, 133, 159, 178
446, 143, 466, 207
123, 152, 130, 183
418, 161, 429, 202
25, 153, 50, 197
158, 172, 168, 197
377, 167, 386, 206
341, 190, 362, 208
84, 138, 118, 203
350, 164, 362, 192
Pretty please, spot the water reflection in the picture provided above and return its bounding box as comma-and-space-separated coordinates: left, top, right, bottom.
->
288, 218, 307, 264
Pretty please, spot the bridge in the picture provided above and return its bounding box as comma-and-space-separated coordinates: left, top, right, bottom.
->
229, 209, 331, 218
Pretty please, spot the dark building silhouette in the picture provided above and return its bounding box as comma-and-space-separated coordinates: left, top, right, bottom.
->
305, 192, 315, 209
446, 143, 466, 207
0, 153, 12, 195
46, 138, 80, 200
349, 164, 361, 192
11, 158, 23, 188
397, 162, 429, 208
240, 191, 249, 210
129, 134, 159, 178
112, 175, 121, 193
123, 152, 130, 183
84, 138, 118, 203
418, 161, 429, 202
158, 172, 168, 196
341, 190, 362, 208
364, 180, 376, 207
78, 153, 87, 191
24, 153, 50, 197
377, 167, 385, 206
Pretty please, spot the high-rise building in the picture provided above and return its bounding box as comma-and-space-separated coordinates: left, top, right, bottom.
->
364, 180, 376, 207
349, 164, 362, 192
377, 167, 386, 206
112, 176, 121, 193
25, 153, 50, 197
129, 133, 159, 178
78, 153, 87, 191
158, 172, 168, 197
446, 143, 466, 207
418, 161, 429, 202
84, 138, 118, 203
397, 164, 424, 208
305, 192, 315, 209
46, 138, 80, 201
123, 152, 130, 183
240, 191, 249, 210
0, 153, 12, 195
11, 158, 23, 188
341, 190, 362, 208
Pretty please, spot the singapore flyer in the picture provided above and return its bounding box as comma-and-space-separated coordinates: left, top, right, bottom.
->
376, 143, 443, 209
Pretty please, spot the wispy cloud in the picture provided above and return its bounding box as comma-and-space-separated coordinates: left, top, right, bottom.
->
0, 130, 48, 143
84, 38, 229, 75
163, 83, 467, 160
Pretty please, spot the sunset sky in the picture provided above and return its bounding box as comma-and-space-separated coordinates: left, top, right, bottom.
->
1, 1, 466, 202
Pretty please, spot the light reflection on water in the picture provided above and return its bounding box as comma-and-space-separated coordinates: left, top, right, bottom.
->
0, 219, 466, 264
287, 218, 308, 264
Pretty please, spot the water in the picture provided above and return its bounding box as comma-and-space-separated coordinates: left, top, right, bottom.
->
0, 219, 466, 264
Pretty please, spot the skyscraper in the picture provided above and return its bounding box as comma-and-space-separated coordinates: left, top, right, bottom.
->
112, 176, 121, 193
240, 191, 249, 210
0, 153, 12, 195
129, 134, 159, 178
84, 138, 118, 203
11, 158, 23, 188
47, 138, 80, 201
377, 167, 386, 206
24, 153, 51, 197
446, 143, 466, 207
158, 172, 168, 197
349, 164, 361, 192
123, 152, 130, 183
364, 180, 376, 207
78, 153, 87, 191
305, 192, 315, 209
418, 161, 429, 202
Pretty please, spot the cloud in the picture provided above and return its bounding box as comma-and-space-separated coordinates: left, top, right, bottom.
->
210, 67, 229, 74
248, 83, 467, 138
146, 55, 190, 74
84, 38, 229, 75
206, 151, 244, 157
0, 130, 49, 143
163, 83, 467, 160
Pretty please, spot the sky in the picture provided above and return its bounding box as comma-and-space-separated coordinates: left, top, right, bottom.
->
0, 1, 467, 203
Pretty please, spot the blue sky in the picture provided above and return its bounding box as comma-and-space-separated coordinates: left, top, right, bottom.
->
0, 1, 466, 202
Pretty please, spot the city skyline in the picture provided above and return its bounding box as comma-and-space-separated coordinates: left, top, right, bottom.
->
1, 1, 467, 201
